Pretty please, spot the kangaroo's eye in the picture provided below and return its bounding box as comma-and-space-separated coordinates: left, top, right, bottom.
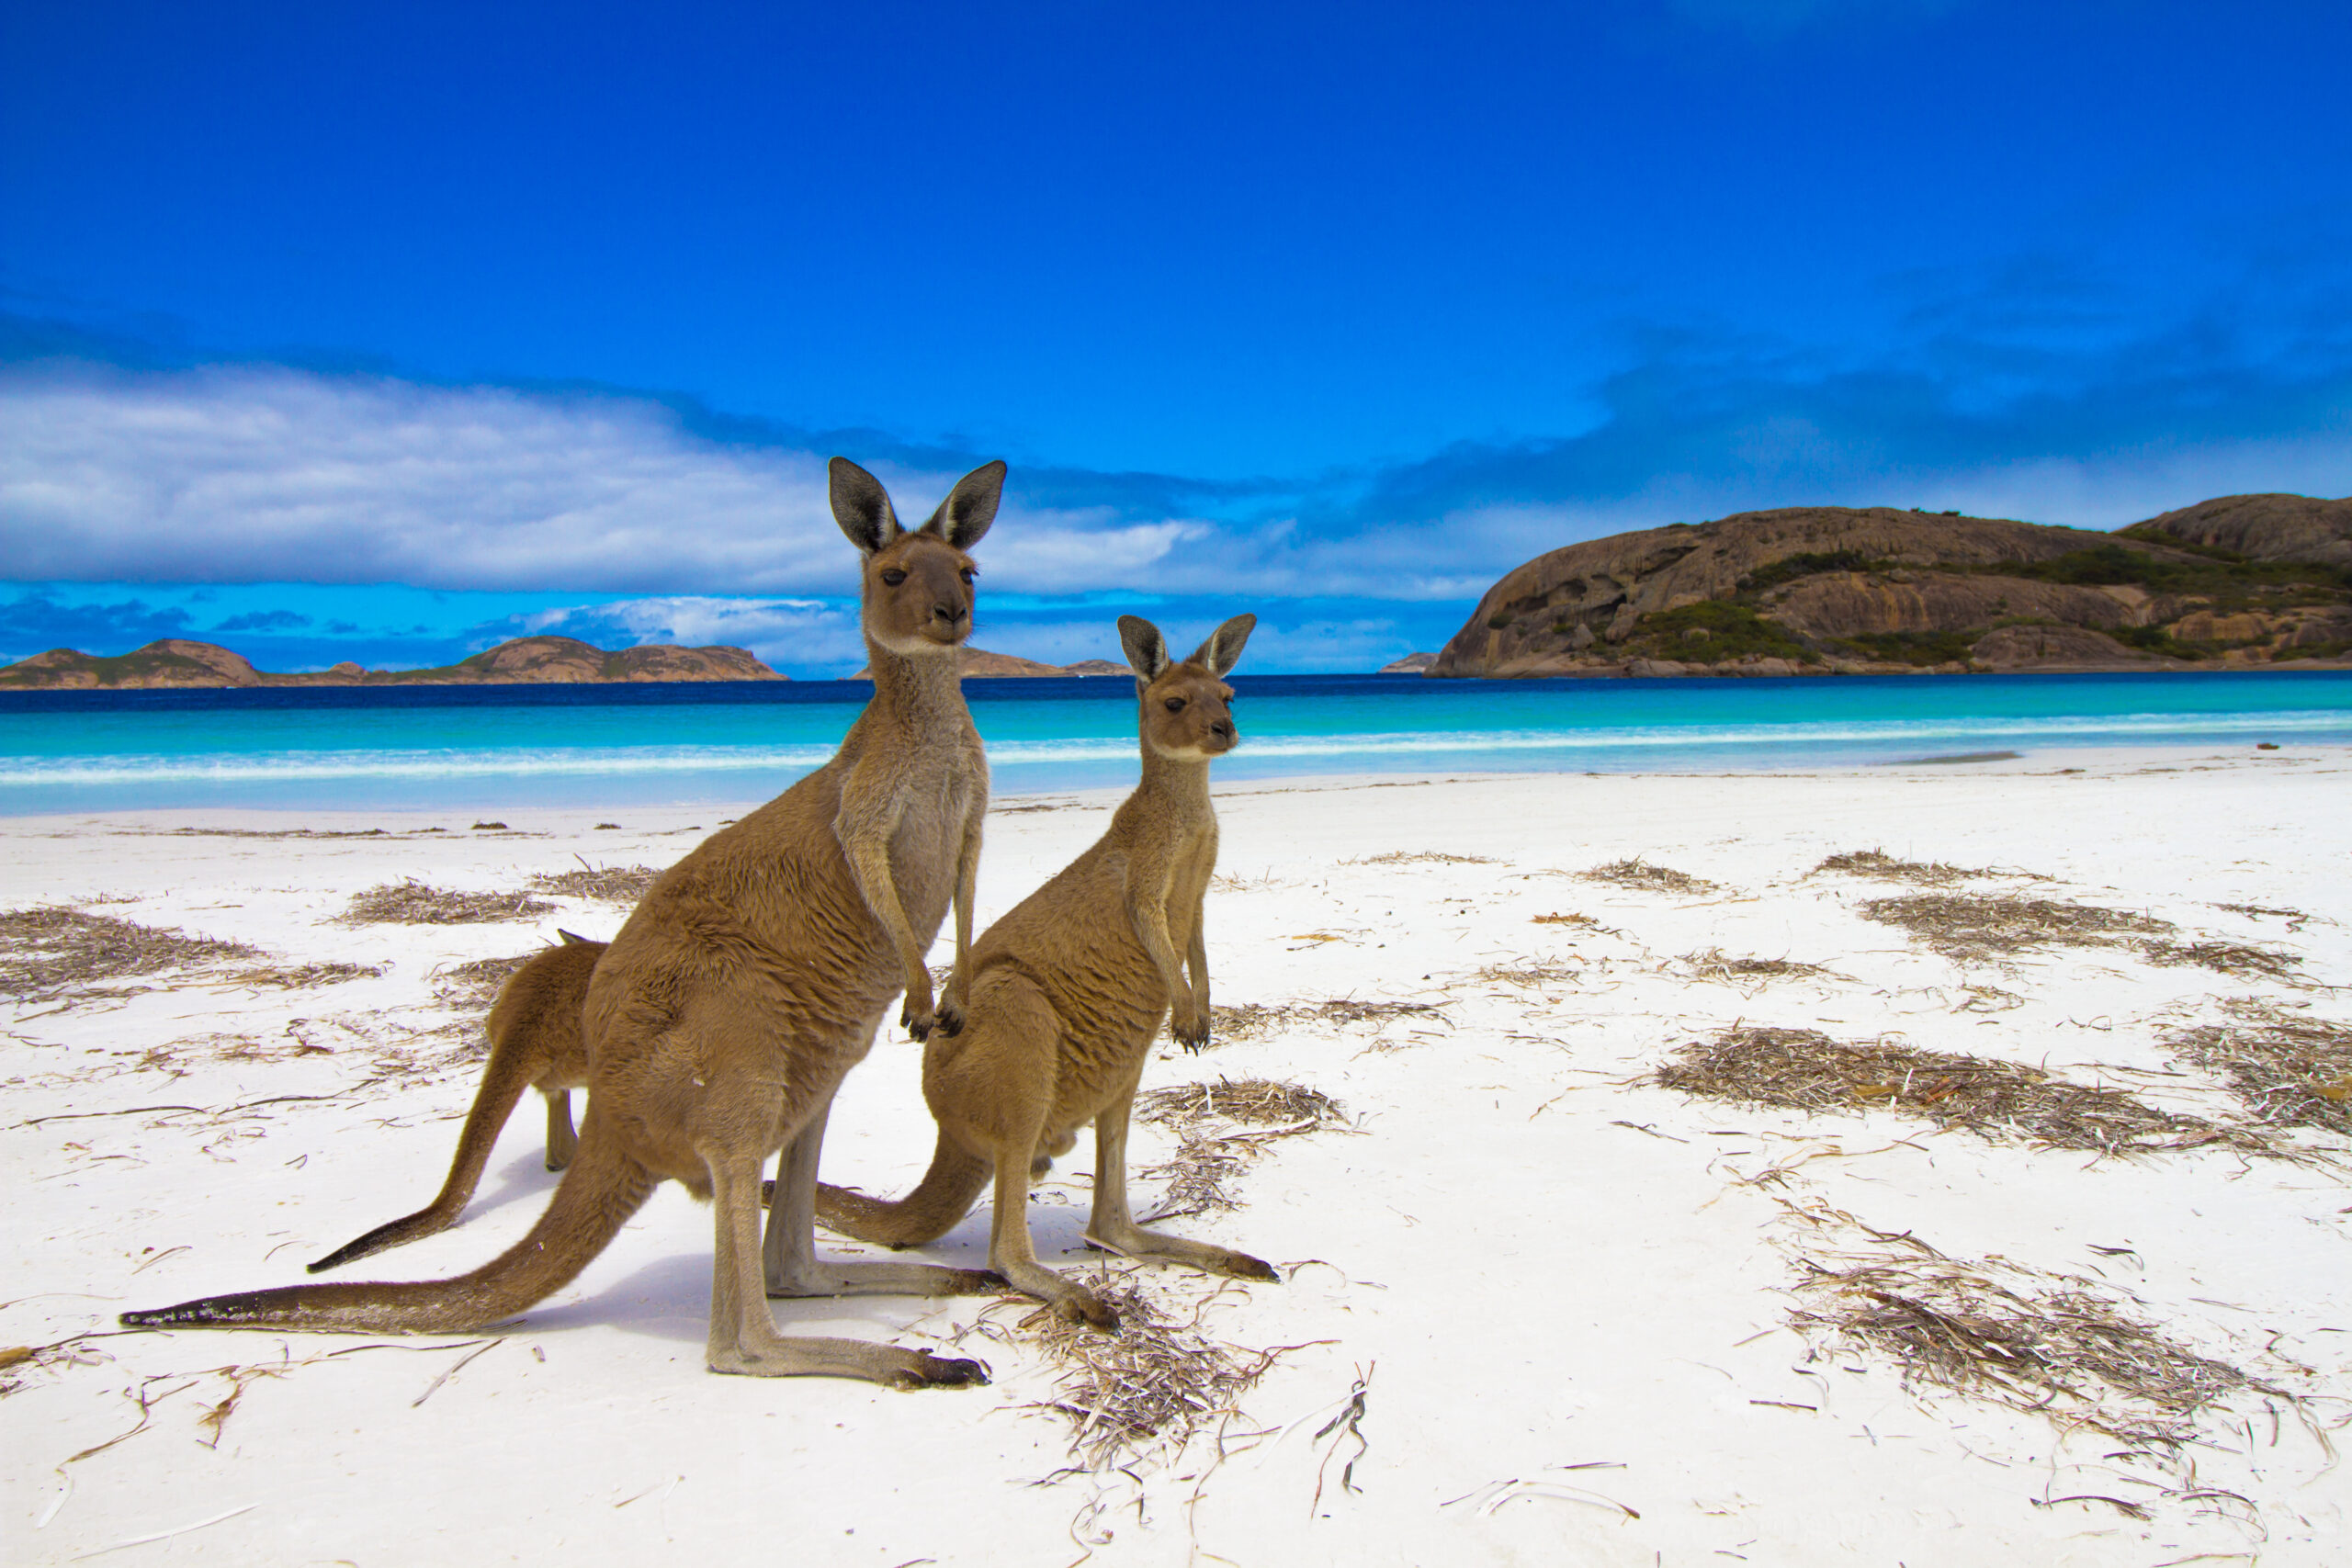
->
1164, 697, 1187, 713
960, 567, 977, 585
879, 569, 908, 587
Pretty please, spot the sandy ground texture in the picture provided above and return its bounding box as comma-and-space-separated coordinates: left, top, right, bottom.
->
4, 747, 2349, 1567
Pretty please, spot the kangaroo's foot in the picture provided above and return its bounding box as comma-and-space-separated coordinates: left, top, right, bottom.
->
765, 1258, 1001, 1300
544, 1091, 578, 1171
707, 1329, 989, 1388
995, 1258, 1120, 1330
1086, 1224, 1280, 1283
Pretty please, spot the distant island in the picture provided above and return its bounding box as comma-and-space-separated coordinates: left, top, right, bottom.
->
0, 635, 783, 689
1419, 491, 2352, 678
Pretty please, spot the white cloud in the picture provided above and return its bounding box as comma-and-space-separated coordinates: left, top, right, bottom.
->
0, 364, 1267, 600
0, 361, 1520, 604
6, 355, 2346, 626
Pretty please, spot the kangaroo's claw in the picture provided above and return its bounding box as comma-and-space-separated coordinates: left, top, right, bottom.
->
933, 998, 966, 1036
891, 1351, 990, 1389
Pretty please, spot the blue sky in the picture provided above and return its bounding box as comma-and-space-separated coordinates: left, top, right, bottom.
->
4, 0, 2348, 675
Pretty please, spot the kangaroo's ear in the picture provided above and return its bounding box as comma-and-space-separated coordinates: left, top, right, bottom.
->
830, 457, 901, 556
557, 928, 592, 946
920, 459, 1006, 550
1190, 613, 1257, 677
1119, 615, 1170, 682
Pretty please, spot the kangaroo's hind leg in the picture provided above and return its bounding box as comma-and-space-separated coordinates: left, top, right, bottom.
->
543, 1089, 578, 1171
1084, 1071, 1279, 1283
707, 1141, 988, 1386
763, 1083, 999, 1300
942, 973, 1119, 1328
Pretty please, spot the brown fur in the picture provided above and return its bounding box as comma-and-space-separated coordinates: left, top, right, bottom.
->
124, 459, 1011, 1388
817, 613, 1274, 1328
308, 931, 604, 1274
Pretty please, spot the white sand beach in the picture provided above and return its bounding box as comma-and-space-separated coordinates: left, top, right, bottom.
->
4, 749, 2348, 1566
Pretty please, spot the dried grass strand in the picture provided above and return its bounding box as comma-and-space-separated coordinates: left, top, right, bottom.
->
1578, 858, 1716, 896
0, 908, 260, 1002
336, 881, 556, 926
1657, 1026, 2256, 1156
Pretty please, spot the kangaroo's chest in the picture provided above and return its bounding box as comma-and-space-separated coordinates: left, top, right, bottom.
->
881, 765, 978, 932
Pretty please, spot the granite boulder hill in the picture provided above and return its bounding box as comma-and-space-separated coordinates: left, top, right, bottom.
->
0, 636, 784, 689
1426, 494, 2352, 678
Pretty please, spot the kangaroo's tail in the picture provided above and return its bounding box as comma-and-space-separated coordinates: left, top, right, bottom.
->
125, 1110, 655, 1335
816, 1131, 989, 1247
309, 1032, 544, 1275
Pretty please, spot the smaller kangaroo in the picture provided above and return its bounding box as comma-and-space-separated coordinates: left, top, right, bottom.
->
817, 613, 1274, 1328
309, 931, 605, 1273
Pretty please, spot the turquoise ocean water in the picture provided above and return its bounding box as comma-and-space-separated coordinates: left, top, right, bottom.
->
2, 671, 2348, 816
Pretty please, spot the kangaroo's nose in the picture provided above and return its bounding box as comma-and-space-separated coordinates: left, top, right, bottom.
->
1211, 718, 1235, 739
934, 601, 967, 624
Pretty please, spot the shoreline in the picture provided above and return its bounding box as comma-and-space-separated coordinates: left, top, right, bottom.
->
0, 738, 2344, 826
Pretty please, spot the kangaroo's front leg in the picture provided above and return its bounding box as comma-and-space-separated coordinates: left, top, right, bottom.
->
935, 803, 984, 1036
836, 795, 951, 1040
1125, 868, 1204, 1050
1085, 1083, 1278, 1283
1184, 907, 1212, 1051
763, 1087, 998, 1300
708, 1145, 988, 1387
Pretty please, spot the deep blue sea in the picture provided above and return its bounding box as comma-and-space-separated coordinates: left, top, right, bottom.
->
2, 671, 2348, 815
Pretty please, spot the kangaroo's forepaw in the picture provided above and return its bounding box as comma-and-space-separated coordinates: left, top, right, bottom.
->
901, 1003, 934, 1041
889, 1351, 990, 1390
933, 998, 966, 1036
1171, 1012, 1210, 1051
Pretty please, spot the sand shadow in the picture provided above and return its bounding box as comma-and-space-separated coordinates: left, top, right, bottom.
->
515, 1199, 1101, 1345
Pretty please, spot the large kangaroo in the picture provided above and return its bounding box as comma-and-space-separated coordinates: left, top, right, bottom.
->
309, 931, 605, 1274
126, 458, 1006, 1387
816, 614, 1275, 1330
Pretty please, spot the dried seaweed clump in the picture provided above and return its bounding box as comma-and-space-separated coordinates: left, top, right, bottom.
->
1205, 998, 1442, 1043
1682, 948, 1831, 985
1207, 1001, 1295, 1042
999, 1277, 1283, 1467
0, 907, 260, 1002
1792, 1240, 2274, 1445
2137, 940, 2303, 982
1472, 959, 1579, 990
1578, 858, 1716, 896
1860, 893, 2171, 962
1656, 1027, 2243, 1155
1138, 1077, 1346, 1129
1812, 850, 1987, 887
528, 864, 662, 904
224, 961, 385, 990
431, 953, 538, 1011
1134, 1077, 1348, 1219
2167, 1003, 2352, 1137
338, 881, 557, 926
1349, 850, 1497, 866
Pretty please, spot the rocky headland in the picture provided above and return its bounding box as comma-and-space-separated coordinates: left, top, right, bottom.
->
0, 636, 784, 690
1425, 491, 2352, 678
